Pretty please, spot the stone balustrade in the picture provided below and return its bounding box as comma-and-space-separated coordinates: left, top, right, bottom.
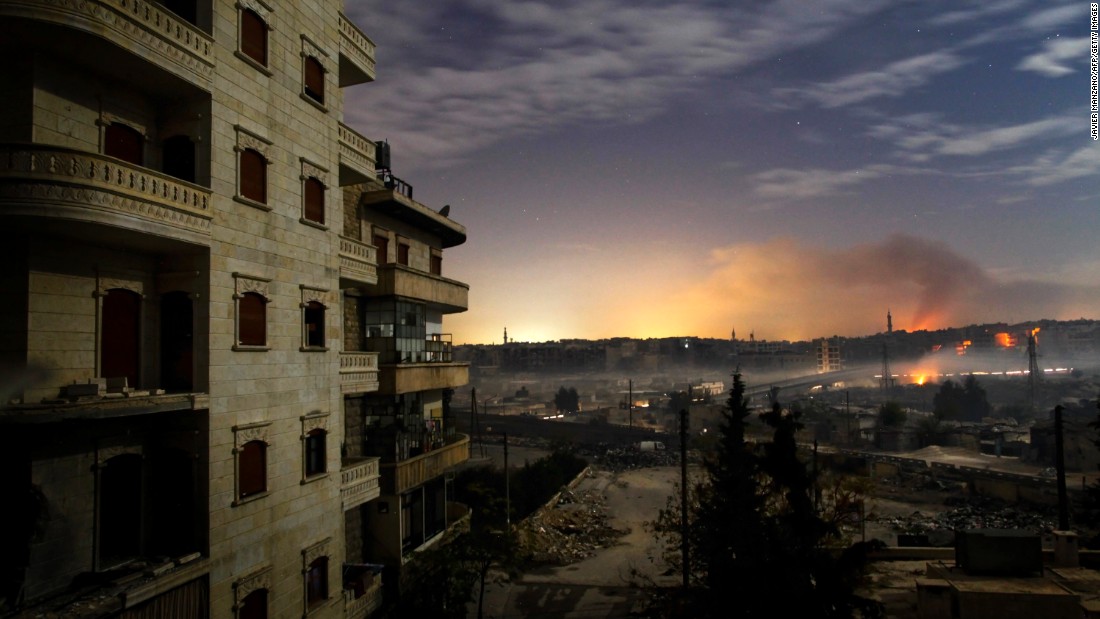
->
339, 351, 380, 394
0, 145, 212, 240
338, 235, 378, 287
340, 457, 381, 511
338, 12, 376, 86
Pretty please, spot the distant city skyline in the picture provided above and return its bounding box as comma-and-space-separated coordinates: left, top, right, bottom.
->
345, 1, 1100, 344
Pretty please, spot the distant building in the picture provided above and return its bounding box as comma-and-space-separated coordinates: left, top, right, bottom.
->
817, 337, 843, 373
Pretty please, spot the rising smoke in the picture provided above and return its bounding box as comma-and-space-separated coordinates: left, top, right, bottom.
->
683, 233, 1100, 340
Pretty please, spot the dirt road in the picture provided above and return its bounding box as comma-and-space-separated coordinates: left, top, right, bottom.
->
473, 466, 679, 618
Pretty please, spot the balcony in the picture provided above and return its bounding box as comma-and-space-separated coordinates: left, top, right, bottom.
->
338, 123, 376, 186
340, 352, 380, 395
341, 457, 381, 511
378, 361, 468, 396
374, 265, 468, 313
1, 0, 214, 86
383, 434, 469, 495
338, 11, 376, 87
343, 571, 383, 619
0, 145, 212, 245
339, 236, 378, 288
359, 189, 467, 249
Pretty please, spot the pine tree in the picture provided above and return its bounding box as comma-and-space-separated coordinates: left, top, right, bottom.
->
651, 371, 882, 618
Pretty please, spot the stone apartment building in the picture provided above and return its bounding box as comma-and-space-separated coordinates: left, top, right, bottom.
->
0, 1, 470, 617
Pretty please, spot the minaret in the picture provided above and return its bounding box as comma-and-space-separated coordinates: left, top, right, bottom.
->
503, 326, 508, 345
887, 309, 893, 334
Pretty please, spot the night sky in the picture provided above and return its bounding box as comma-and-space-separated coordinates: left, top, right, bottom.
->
343, 1, 1100, 344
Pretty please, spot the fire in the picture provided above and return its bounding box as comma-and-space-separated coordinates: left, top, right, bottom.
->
916, 375, 927, 386
994, 332, 1015, 348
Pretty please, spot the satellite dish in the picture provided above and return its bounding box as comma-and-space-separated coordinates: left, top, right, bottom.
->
439, 204, 451, 217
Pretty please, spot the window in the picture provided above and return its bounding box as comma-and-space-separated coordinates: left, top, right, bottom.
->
101, 288, 141, 389
238, 292, 267, 347
303, 301, 325, 348
303, 177, 324, 224
397, 242, 410, 266
239, 588, 268, 619
373, 235, 389, 265
306, 557, 328, 610
240, 8, 267, 66
238, 439, 267, 499
304, 56, 324, 105
239, 148, 267, 204
304, 429, 325, 477
234, 273, 270, 350
430, 252, 442, 276
234, 566, 273, 619
161, 0, 197, 25
105, 123, 144, 166
98, 452, 143, 567
162, 135, 196, 183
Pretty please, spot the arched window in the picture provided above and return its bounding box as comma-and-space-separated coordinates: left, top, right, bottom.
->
303, 301, 325, 349
240, 148, 267, 204
240, 9, 267, 66
306, 556, 328, 609
102, 288, 141, 388
238, 292, 267, 347
105, 123, 144, 166
239, 588, 268, 619
304, 428, 326, 477
304, 56, 324, 104
238, 440, 266, 499
160, 291, 193, 391
303, 177, 324, 224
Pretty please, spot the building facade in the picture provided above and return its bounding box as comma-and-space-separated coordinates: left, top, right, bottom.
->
0, 1, 469, 616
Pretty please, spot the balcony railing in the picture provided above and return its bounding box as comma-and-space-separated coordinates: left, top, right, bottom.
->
379, 170, 412, 199
375, 265, 468, 313
0, 0, 214, 84
0, 145, 212, 242
343, 572, 383, 619
383, 434, 469, 495
337, 123, 376, 186
339, 236, 378, 287
338, 11, 376, 86
340, 352, 380, 395
377, 361, 469, 396
341, 457, 381, 511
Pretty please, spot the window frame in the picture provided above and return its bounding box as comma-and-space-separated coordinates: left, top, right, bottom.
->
235, 125, 273, 211
299, 285, 331, 352
233, 565, 273, 619
301, 539, 333, 615
299, 159, 329, 229
302, 421, 327, 481
233, 273, 271, 351
237, 5, 272, 74
232, 422, 271, 506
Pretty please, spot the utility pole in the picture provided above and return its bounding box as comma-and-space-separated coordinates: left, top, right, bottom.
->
679, 404, 689, 589
846, 390, 851, 445
629, 379, 633, 429
504, 431, 511, 527
1054, 406, 1069, 530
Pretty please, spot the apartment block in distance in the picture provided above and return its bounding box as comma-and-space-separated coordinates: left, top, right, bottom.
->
0, 0, 471, 617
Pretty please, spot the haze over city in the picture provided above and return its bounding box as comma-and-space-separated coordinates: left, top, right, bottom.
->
345, 0, 1100, 344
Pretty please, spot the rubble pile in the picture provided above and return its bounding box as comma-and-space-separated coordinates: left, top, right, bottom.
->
575, 443, 681, 471
883, 496, 1058, 537
516, 486, 629, 565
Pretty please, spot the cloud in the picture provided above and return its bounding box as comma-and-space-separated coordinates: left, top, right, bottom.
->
869, 113, 1080, 164
345, 0, 892, 166
750, 164, 933, 201
1008, 144, 1100, 186
674, 234, 1100, 340
779, 52, 968, 109
1016, 36, 1091, 77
